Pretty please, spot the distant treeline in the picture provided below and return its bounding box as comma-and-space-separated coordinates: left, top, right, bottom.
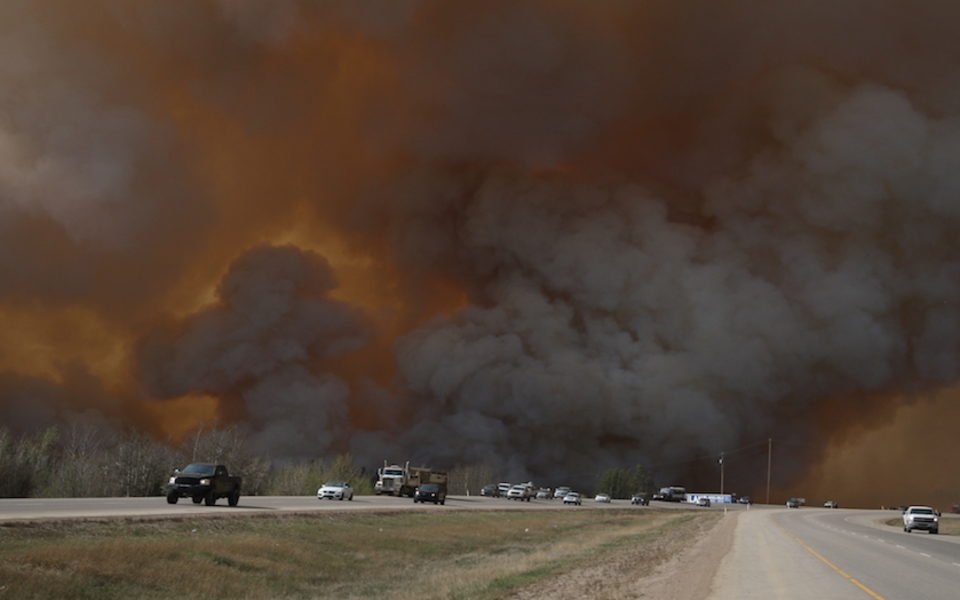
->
0, 424, 654, 499
0, 425, 371, 498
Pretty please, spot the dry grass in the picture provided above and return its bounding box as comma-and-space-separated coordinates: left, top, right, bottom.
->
0, 509, 716, 599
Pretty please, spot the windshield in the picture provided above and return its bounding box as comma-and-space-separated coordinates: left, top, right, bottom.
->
180, 464, 216, 476
911, 508, 934, 514
384, 469, 404, 476
420, 484, 439, 492
324, 482, 344, 488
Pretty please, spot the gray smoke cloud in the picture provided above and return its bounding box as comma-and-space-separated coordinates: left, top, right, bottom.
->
372, 81, 960, 483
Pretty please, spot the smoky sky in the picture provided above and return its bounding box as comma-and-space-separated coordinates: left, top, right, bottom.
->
2, 0, 959, 501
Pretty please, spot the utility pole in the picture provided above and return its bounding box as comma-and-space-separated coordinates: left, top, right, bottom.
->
719, 452, 725, 496
766, 438, 772, 505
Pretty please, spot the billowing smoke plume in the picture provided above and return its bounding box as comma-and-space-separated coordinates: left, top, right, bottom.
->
2, 0, 960, 501
139, 246, 370, 459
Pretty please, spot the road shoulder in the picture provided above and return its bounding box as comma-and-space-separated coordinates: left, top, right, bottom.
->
637, 509, 739, 599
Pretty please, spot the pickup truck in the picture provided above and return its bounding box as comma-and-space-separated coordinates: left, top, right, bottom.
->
506, 484, 534, 501
166, 463, 241, 506
903, 505, 940, 534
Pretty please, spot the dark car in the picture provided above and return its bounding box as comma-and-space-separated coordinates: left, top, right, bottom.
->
166, 463, 241, 506
738, 496, 752, 505
480, 484, 499, 497
786, 498, 801, 508
414, 483, 447, 505
630, 494, 649, 506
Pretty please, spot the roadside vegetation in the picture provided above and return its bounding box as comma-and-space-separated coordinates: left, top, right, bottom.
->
0, 425, 372, 498
0, 508, 718, 600
0, 425, 657, 500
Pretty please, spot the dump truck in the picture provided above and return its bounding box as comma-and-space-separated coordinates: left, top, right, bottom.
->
652, 486, 686, 502
375, 461, 447, 497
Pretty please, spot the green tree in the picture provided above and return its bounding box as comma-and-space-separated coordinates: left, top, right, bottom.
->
597, 464, 656, 499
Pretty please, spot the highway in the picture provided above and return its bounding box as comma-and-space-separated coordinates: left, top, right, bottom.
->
708, 507, 960, 599
0, 494, 701, 522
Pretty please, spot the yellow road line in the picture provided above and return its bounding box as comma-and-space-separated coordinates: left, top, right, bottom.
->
776, 522, 887, 600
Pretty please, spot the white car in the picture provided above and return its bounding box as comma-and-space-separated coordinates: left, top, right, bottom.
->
317, 481, 354, 501
563, 492, 582, 505
554, 486, 572, 499
594, 493, 611, 503
903, 505, 939, 534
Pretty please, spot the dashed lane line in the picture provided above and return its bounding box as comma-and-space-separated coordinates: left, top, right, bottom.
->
775, 522, 888, 600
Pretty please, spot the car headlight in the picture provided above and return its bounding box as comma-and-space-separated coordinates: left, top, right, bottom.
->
200, 478, 210, 485
169, 477, 176, 484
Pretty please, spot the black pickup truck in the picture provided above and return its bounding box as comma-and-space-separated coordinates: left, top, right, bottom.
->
166, 463, 241, 506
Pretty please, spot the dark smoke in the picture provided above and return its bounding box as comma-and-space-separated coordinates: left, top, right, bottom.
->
138, 245, 370, 460
2, 1, 959, 502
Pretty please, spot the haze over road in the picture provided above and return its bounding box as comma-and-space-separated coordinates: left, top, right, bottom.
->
709, 508, 960, 600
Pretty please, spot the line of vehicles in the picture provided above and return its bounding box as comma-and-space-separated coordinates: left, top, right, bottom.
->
161, 463, 870, 518
480, 483, 649, 506
162, 463, 743, 510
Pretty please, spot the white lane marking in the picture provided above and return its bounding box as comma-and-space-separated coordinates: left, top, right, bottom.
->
895, 545, 906, 549
952, 563, 960, 567
920, 553, 931, 558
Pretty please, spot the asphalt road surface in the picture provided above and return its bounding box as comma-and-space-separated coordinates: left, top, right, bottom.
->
0, 495, 712, 522
708, 507, 960, 600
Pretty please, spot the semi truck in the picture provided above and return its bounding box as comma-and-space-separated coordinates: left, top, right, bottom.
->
375, 461, 447, 497
652, 486, 686, 502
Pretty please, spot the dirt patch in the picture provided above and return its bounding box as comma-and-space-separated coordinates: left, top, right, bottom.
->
504, 510, 736, 600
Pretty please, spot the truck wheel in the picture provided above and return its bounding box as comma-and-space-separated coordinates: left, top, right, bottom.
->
440, 499, 445, 505
228, 491, 240, 507
192, 496, 203, 504
339, 495, 344, 501
930, 529, 938, 534
348, 494, 353, 501
904, 527, 911, 533
166, 492, 179, 504
204, 492, 216, 506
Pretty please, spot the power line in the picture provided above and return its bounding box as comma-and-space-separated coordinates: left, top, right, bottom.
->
647, 438, 771, 471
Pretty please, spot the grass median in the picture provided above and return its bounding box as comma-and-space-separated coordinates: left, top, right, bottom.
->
0, 508, 718, 599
